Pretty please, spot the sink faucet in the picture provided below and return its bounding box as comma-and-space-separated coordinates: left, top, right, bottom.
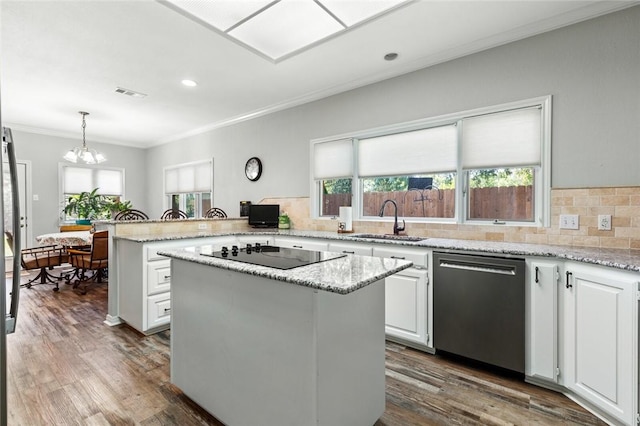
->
379, 199, 405, 235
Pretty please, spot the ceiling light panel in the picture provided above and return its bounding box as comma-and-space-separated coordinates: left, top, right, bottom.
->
318, 0, 409, 27
229, 0, 344, 60
165, 0, 274, 31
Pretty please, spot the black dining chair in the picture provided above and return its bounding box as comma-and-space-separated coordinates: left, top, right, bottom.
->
204, 207, 227, 218
114, 209, 149, 221
160, 208, 188, 220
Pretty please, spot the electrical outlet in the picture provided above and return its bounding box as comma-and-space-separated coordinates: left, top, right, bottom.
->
598, 214, 612, 231
198, 223, 208, 230
559, 214, 579, 230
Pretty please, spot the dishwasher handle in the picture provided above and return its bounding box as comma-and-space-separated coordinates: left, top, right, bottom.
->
438, 258, 517, 276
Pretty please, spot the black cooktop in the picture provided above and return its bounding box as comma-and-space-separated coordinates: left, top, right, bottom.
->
201, 244, 346, 270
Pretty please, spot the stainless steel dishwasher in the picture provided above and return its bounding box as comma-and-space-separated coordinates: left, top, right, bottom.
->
433, 252, 525, 373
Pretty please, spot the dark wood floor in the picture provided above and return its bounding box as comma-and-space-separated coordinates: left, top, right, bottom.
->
6, 271, 605, 425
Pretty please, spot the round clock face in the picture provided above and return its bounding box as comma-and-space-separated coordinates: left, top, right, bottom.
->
245, 157, 262, 181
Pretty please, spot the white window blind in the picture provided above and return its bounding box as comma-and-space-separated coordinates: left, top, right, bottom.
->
63, 166, 123, 195
462, 107, 541, 169
358, 125, 457, 177
164, 160, 212, 194
313, 139, 353, 179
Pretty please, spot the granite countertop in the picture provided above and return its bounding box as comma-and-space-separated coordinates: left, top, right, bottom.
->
158, 245, 413, 295
115, 229, 640, 273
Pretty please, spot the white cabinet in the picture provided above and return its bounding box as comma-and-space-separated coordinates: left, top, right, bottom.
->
562, 262, 638, 426
373, 246, 430, 348
526, 258, 560, 384
117, 236, 223, 335
275, 236, 329, 251
328, 241, 372, 256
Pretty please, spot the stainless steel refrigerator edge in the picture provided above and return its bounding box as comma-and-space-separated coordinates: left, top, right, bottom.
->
1, 125, 23, 423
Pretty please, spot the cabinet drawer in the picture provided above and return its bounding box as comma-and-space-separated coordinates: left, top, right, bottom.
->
275, 237, 329, 251
147, 260, 171, 295
329, 242, 372, 256
147, 293, 171, 329
373, 247, 428, 268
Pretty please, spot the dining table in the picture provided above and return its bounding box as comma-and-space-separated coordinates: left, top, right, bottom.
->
35, 230, 93, 247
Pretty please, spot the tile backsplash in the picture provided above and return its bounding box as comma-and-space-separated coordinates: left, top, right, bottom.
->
262, 186, 640, 250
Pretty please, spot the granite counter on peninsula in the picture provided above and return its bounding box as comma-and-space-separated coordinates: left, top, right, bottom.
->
159, 243, 412, 426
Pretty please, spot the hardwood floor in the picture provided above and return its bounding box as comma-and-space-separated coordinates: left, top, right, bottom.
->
6, 271, 605, 425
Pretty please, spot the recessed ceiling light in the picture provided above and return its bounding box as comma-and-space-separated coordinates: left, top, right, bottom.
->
181, 79, 198, 87
384, 52, 398, 61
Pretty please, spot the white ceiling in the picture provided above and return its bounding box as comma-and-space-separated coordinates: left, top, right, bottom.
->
1, 0, 637, 149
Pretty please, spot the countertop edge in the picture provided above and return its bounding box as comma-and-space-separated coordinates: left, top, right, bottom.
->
114, 229, 640, 273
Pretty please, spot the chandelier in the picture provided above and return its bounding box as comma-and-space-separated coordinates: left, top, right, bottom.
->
63, 111, 106, 164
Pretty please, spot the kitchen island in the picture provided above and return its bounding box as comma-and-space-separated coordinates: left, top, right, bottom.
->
159, 243, 412, 426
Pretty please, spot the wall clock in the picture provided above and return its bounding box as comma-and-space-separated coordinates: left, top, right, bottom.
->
245, 157, 262, 181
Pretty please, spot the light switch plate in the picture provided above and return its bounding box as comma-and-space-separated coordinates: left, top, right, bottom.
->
559, 214, 579, 230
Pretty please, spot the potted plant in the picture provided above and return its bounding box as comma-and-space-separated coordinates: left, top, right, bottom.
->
63, 188, 107, 224
278, 211, 290, 229
104, 198, 133, 218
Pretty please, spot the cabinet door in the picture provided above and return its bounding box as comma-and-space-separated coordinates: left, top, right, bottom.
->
563, 263, 637, 425
275, 237, 329, 251
526, 259, 559, 383
385, 267, 429, 346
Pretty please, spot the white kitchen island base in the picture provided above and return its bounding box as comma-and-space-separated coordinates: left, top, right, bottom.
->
170, 259, 387, 426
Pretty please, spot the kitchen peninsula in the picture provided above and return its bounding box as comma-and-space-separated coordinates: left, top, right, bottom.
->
159, 243, 412, 426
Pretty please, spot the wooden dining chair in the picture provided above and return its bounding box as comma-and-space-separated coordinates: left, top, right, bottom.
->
204, 207, 227, 218
160, 208, 188, 220
20, 245, 69, 291
66, 230, 109, 294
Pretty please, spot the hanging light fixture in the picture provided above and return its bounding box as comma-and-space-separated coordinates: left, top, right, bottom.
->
63, 111, 106, 164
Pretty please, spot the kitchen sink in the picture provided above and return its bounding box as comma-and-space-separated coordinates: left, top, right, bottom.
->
347, 233, 426, 242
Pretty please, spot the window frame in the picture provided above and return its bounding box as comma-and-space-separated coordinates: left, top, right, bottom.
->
310, 95, 551, 227
59, 163, 126, 223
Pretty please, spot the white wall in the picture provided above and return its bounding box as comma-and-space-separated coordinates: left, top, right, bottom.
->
12, 130, 146, 243
145, 7, 640, 218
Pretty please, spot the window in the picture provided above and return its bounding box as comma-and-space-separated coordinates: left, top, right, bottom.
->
311, 96, 551, 226
462, 107, 542, 223
60, 165, 125, 221
358, 125, 457, 219
164, 160, 213, 218
312, 139, 353, 217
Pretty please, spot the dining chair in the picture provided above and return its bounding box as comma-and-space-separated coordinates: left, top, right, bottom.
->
20, 245, 69, 291
160, 208, 188, 220
204, 207, 227, 218
66, 230, 109, 294
113, 209, 149, 221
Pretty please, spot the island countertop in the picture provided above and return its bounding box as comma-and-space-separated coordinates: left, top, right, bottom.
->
159, 244, 413, 295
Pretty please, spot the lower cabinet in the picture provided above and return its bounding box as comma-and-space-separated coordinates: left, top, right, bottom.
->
117, 236, 226, 335
373, 246, 431, 349
562, 262, 638, 426
526, 258, 560, 384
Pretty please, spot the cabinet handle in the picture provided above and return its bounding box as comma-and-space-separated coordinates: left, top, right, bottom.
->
342, 250, 355, 254
565, 271, 573, 289
535, 266, 539, 283
293, 245, 303, 248
164, 308, 171, 313
391, 256, 406, 260
164, 275, 171, 280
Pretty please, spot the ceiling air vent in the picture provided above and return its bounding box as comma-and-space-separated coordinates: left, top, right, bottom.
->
114, 87, 147, 98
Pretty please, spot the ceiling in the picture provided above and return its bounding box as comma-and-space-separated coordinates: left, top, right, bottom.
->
1, 0, 637, 149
